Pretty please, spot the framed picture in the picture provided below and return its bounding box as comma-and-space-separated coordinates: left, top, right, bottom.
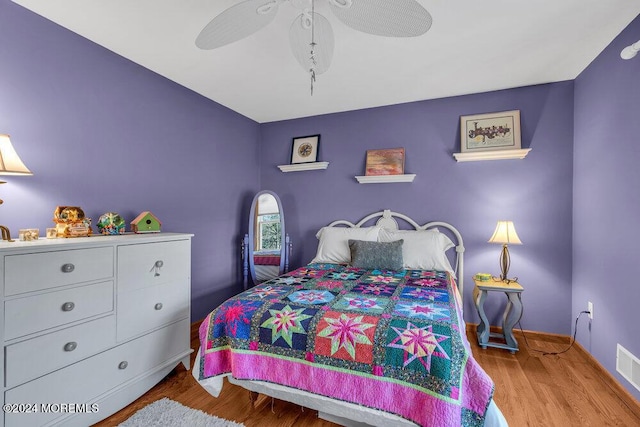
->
290, 134, 320, 164
365, 148, 405, 176
460, 110, 521, 152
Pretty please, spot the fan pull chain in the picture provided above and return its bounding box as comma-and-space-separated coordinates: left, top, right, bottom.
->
309, 0, 316, 95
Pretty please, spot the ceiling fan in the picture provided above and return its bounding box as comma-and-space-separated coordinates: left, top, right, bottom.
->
195, 0, 432, 93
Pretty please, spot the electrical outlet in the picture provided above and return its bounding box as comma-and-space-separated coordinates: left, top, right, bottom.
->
587, 301, 593, 320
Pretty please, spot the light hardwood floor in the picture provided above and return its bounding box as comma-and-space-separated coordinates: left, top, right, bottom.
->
94, 323, 640, 427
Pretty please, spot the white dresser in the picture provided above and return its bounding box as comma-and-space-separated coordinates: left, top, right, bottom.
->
0, 233, 193, 426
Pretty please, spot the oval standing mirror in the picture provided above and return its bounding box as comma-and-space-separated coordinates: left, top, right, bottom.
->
243, 191, 290, 289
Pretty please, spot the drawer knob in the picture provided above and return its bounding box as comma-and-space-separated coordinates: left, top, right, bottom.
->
155, 260, 164, 268
61, 302, 75, 312
61, 263, 75, 273
118, 361, 128, 370
154, 302, 163, 310
64, 342, 78, 352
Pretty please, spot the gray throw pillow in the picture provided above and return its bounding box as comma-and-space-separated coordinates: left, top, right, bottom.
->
348, 239, 404, 271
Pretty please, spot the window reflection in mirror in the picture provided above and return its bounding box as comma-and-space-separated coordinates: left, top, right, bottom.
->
255, 194, 281, 251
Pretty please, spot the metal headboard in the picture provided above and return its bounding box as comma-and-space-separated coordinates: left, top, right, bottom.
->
327, 209, 465, 300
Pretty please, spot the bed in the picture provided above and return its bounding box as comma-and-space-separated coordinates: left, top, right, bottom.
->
194, 210, 507, 427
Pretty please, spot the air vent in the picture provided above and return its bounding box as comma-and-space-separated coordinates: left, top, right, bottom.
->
616, 344, 640, 392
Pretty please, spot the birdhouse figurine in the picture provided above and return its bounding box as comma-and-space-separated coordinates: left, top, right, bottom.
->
130, 211, 161, 233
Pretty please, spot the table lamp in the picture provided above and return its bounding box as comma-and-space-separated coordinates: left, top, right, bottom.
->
488, 220, 522, 282
0, 134, 33, 241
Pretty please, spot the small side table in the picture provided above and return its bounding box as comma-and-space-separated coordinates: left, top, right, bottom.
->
473, 277, 524, 353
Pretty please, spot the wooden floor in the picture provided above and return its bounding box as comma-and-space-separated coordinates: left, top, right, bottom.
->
95, 323, 640, 427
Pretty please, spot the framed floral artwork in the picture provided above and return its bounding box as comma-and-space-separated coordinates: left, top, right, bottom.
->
460, 110, 521, 152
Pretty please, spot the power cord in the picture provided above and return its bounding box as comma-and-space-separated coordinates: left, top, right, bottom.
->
517, 310, 640, 417
517, 310, 590, 356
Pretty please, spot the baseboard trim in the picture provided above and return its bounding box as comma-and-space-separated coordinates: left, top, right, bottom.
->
572, 341, 640, 420
465, 322, 571, 344
466, 322, 640, 418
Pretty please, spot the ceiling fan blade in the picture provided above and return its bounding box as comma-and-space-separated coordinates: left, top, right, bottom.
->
328, 0, 432, 37
196, 0, 279, 50
289, 12, 334, 75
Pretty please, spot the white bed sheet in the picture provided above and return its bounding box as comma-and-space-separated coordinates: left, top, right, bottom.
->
192, 350, 508, 427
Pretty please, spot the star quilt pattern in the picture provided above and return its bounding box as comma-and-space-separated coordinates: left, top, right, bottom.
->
198, 263, 494, 426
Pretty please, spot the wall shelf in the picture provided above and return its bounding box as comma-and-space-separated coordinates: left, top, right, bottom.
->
453, 148, 531, 162
355, 174, 416, 184
277, 162, 329, 172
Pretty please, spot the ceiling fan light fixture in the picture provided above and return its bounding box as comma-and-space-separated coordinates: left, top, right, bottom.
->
197, 0, 432, 93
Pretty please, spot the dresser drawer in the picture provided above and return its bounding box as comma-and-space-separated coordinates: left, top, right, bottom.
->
4, 247, 114, 296
117, 240, 190, 292
117, 280, 190, 341
5, 315, 116, 388
4, 318, 190, 427
4, 281, 114, 340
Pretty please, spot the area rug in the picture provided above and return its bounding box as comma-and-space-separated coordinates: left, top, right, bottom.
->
119, 398, 245, 427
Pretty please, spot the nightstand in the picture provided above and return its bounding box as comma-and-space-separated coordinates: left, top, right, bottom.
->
473, 276, 524, 353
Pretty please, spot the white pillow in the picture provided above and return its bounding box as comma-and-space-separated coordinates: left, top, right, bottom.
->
312, 226, 381, 264
378, 228, 455, 274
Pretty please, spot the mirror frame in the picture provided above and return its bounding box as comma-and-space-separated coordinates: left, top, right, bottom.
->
245, 190, 288, 288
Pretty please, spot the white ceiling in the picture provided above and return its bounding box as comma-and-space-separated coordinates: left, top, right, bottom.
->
11, 0, 640, 123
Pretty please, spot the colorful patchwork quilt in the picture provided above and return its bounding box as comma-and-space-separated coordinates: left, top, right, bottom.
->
198, 263, 494, 426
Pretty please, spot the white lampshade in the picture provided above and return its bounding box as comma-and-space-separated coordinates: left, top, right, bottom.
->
0, 134, 32, 176
488, 220, 522, 245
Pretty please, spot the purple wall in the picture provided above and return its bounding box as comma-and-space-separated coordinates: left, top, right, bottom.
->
5, 0, 637, 401
0, 0, 261, 321
260, 82, 575, 334
574, 15, 640, 401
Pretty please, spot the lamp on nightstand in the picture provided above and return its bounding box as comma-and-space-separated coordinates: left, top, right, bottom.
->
488, 220, 522, 282
0, 134, 33, 242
